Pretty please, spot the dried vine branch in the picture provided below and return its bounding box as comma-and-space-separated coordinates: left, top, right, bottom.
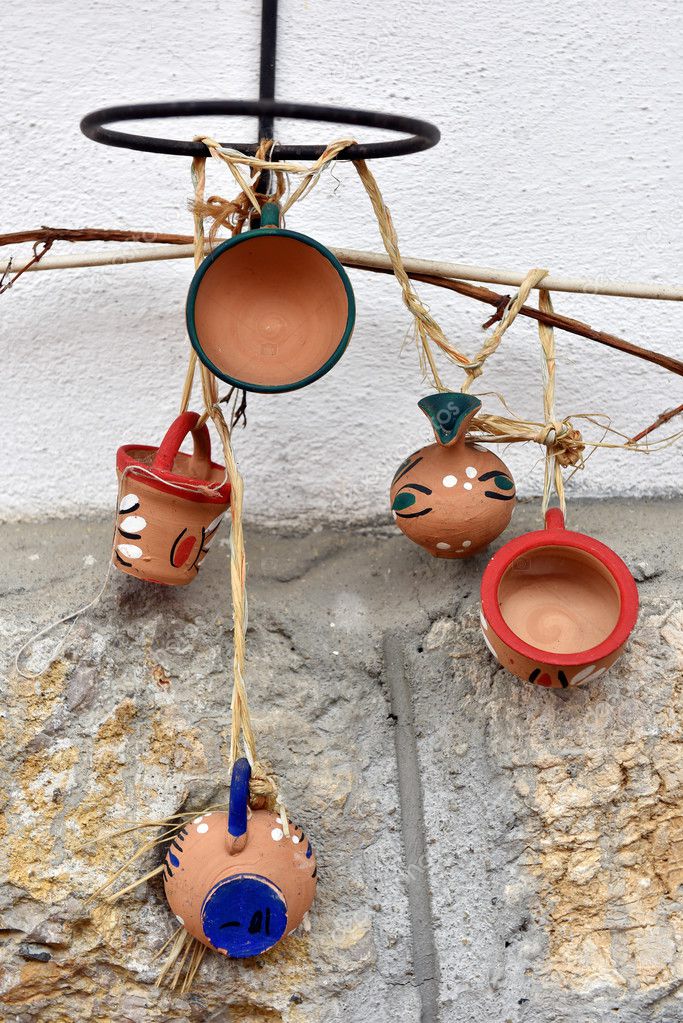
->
342, 262, 683, 379
0, 227, 192, 247
2, 227, 681, 384
627, 403, 683, 445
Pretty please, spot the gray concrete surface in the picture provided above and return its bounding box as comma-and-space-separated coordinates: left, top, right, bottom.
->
0, 499, 681, 1022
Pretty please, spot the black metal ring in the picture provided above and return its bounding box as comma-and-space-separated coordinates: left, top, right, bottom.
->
80, 99, 440, 160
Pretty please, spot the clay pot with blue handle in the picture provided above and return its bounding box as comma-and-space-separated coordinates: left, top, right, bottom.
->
163, 759, 317, 957
390, 393, 516, 558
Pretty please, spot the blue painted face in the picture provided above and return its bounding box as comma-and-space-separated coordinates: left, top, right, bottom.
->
201, 873, 288, 957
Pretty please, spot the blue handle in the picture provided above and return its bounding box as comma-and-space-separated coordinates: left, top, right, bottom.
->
228, 757, 252, 840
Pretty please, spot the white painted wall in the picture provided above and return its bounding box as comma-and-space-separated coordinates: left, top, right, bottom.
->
2, 0, 682, 524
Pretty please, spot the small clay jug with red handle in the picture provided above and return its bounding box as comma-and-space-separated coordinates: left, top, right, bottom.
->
163, 758, 317, 957
480, 507, 639, 688
114, 412, 230, 586
390, 392, 516, 558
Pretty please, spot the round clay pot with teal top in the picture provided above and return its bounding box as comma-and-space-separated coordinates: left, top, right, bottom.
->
186, 202, 355, 393
163, 759, 317, 958
390, 392, 516, 558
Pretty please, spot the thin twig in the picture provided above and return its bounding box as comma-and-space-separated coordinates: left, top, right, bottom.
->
627, 403, 683, 444
0, 240, 53, 294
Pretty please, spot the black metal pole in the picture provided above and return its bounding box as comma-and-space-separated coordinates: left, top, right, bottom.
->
258, 0, 277, 141
256, 0, 278, 201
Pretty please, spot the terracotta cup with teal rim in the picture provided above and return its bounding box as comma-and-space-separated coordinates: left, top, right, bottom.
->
186, 202, 355, 393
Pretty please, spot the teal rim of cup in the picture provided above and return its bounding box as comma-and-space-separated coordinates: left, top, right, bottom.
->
186, 210, 356, 394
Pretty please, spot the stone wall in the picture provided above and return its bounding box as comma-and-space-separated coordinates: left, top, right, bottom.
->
1, 500, 681, 1021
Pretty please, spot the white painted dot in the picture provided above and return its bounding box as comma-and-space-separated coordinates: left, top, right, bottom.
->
276, 816, 283, 824
466, 466, 477, 479
117, 543, 143, 559
436, 542, 451, 550
192, 816, 203, 825
120, 515, 147, 533
196, 823, 209, 834
176, 914, 185, 925
462, 540, 472, 548
292, 835, 300, 844
271, 828, 284, 841
442, 474, 458, 488
463, 482, 473, 491
119, 493, 139, 512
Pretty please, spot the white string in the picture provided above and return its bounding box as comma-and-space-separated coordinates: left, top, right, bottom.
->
14, 458, 230, 680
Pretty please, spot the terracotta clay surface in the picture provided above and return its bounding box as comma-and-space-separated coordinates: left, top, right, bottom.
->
114, 412, 230, 587
191, 231, 352, 391
480, 508, 639, 687
390, 393, 515, 558
163, 809, 317, 957
498, 547, 621, 654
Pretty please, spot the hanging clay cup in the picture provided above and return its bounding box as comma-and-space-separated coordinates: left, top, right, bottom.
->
480, 508, 639, 688
163, 759, 317, 958
186, 202, 355, 393
390, 392, 516, 558
114, 412, 231, 586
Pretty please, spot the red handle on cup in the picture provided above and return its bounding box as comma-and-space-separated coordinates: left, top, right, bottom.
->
544, 507, 565, 531
153, 412, 213, 479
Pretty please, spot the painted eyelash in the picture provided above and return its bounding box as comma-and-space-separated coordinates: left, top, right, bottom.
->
114, 550, 132, 568
484, 491, 514, 501
392, 455, 423, 486
395, 507, 433, 519
400, 483, 432, 495
117, 526, 142, 540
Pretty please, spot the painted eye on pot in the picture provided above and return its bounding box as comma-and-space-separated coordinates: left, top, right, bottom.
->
391, 483, 433, 518
478, 470, 515, 501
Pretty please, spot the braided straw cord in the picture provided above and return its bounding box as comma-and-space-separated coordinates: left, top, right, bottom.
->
461, 268, 549, 391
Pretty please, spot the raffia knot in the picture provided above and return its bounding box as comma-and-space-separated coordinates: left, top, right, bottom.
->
537, 420, 585, 468
248, 760, 280, 811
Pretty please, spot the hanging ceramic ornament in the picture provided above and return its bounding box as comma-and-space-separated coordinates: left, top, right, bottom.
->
390, 393, 516, 558
163, 758, 317, 958
114, 411, 231, 585
186, 202, 355, 393
480, 508, 639, 688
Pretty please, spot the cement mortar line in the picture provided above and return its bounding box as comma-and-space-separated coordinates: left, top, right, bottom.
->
383, 631, 440, 1022
1, 239, 682, 301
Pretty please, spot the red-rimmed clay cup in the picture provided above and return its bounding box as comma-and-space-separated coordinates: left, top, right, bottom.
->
390, 392, 516, 558
163, 759, 317, 958
186, 202, 355, 393
114, 412, 231, 586
480, 508, 639, 688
